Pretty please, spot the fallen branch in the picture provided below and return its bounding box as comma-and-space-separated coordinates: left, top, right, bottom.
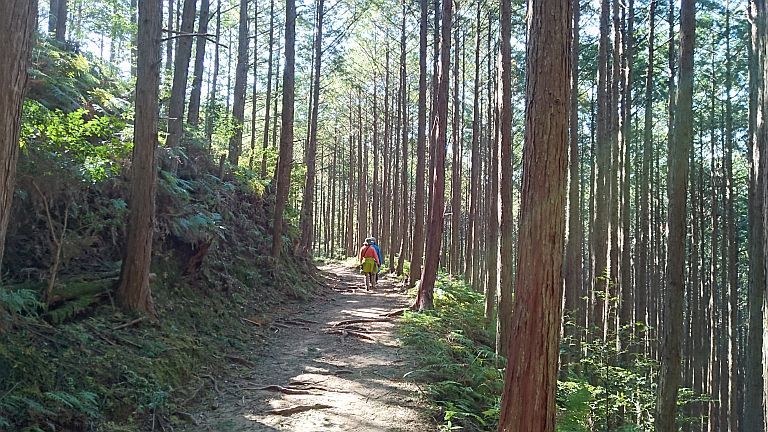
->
266, 404, 333, 416
382, 308, 407, 317
242, 318, 264, 327
332, 317, 392, 327
112, 316, 147, 331
243, 385, 320, 395
279, 318, 319, 325
324, 328, 377, 342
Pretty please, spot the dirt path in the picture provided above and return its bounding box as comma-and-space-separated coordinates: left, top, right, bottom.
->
182, 264, 434, 431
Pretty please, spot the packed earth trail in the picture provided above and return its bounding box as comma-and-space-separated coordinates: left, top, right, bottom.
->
181, 263, 434, 431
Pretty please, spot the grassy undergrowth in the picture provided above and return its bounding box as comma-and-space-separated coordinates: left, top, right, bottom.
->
398, 275, 688, 431
399, 276, 503, 431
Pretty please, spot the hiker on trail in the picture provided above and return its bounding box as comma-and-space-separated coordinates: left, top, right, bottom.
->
366, 237, 384, 280
359, 239, 380, 290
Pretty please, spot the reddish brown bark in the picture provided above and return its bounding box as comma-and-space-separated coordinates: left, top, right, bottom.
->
497, 0, 571, 428
414, 0, 451, 312
187, 0, 210, 126
409, 0, 428, 288
0, 0, 37, 279
117, 0, 162, 317
298, 0, 324, 256
271, 0, 296, 258
656, 0, 694, 428
165, 0, 197, 171
228, 0, 250, 166
562, 0, 583, 370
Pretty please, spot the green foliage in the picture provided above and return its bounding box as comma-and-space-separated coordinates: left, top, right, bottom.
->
400, 275, 503, 431
20, 100, 129, 183
0, 289, 42, 316
401, 276, 704, 431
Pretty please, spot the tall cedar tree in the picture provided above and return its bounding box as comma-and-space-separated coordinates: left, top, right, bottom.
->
747, 1, 766, 430
117, 0, 162, 317
637, 0, 655, 357
656, 0, 694, 429
592, 0, 610, 337
187, 0, 210, 125
49, 0, 67, 41
414, 0, 451, 311
166, 0, 197, 171
248, 2, 260, 169
228, 0, 250, 166
409, 0, 429, 288
261, 0, 276, 178
755, 0, 768, 428
449, 10, 462, 276
271, 0, 297, 258
486, 19, 500, 335
562, 0, 582, 370
298, 0, 324, 256
497, 0, 571, 428
465, 4, 482, 288
497, 2, 515, 356
0, 0, 37, 281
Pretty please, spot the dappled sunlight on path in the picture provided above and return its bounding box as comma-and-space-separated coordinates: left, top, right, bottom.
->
180, 264, 432, 431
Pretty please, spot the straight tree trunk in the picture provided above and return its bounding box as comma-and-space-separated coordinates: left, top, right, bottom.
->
409, 0, 429, 288
636, 0, 655, 354
723, 8, 740, 430
746, 2, 766, 430
381, 42, 392, 260
414, 0, 451, 312
497, 0, 571, 426
486, 29, 500, 336
592, 0, 611, 338
166, 0, 173, 72
358, 90, 368, 249
607, 0, 622, 344
248, 2, 259, 169
0, 0, 37, 280
131, 0, 138, 78
166, 0, 197, 169
227, 0, 250, 166
655, 0, 694, 429
260, 0, 275, 178
563, 0, 583, 369
298, 0, 324, 256
372, 79, 380, 238
205, 6, 220, 146
619, 0, 634, 360
465, 3, 481, 288
760, 0, 768, 425
117, 0, 162, 317
48, 0, 58, 35
55, 0, 67, 41
187, 0, 210, 126
270, 0, 296, 258
388, 13, 404, 272
450, 14, 461, 276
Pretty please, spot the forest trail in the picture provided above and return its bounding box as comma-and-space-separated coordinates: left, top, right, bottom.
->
182, 263, 433, 431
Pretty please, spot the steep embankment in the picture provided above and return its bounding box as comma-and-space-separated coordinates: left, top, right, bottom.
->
0, 41, 313, 431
